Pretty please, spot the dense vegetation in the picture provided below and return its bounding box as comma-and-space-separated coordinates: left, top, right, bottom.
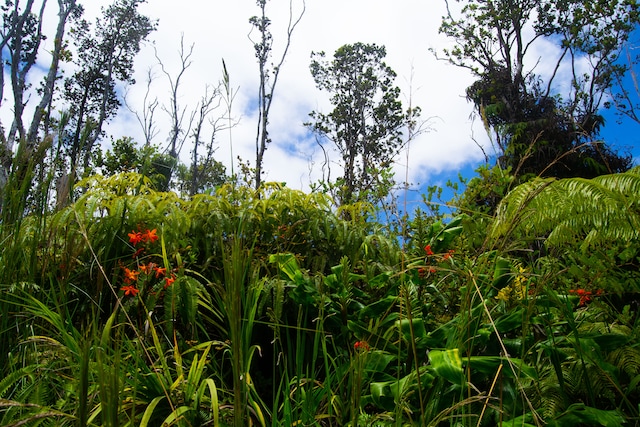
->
0, 167, 639, 426
1, 0, 640, 426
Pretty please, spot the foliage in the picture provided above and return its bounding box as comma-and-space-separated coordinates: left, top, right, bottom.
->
0, 166, 639, 426
491, 165, 640, 249
437, 0, 636, 179
306, 42, 417, 208
62, 0, 156, 194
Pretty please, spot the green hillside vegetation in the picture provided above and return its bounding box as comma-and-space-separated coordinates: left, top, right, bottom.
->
2, 0, 640, 425
0, 167, 639, 426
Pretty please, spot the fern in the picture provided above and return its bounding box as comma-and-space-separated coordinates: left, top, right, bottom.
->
491, 166, 640, 249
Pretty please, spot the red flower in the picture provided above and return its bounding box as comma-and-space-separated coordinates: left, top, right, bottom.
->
429, 267, 437, 274
569, 288, 594, 306
154, 266, 167, 278
143, 229, 159, 243
132, 247, 145, 259
121, 285, 139, 297
128, 231, 143, 246
123, 267, 140, 284
140, 263, 154, 275
164, 274, 176, 289
443, 250, 454, 260
354, 340, 370, 351
424, 245, 434, 256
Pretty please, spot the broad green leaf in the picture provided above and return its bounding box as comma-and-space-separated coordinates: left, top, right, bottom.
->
429, 349, 465, 385
467, 355, 537, 380
362, 351, 396, 373
269, 253, 301, 283
358, 295, 397, 319
502, 412, 537, 427
492, 257, 512, 289
494, 308, 525, 333
549, 403, 626, 427
397, 318, 427, 342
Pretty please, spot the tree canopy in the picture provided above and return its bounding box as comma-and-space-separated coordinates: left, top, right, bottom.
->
438, 0, 637, 179
306, 42, 414, 207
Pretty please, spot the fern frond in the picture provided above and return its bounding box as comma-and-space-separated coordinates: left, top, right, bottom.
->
608, 347, 640, 379
530, 365, 567, 419
491, 168, 640, 249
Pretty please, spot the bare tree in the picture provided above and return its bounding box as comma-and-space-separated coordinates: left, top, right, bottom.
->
0, 0, 81, 207
249, 0, 305, 190
189, 85, 223, 195
607, 44, 640, 127
156, 34, 196, 160
124, 66, 160, 146
27, 0, 81, 143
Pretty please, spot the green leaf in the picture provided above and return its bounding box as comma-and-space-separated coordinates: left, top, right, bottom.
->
358, 295, 397, 319
502, 412, 537, 427
269, 253, 302, 283
429, 349, 465, 385
591, 333, 630, 351
494, 308, 525, 333
370, 381, 395, 411
467, 356, 537, 380
362, 351, 396, 373
397, 318, 427, 342
549, 403, 626, 427
139, 396, 166, 427
492, 257, 512, 289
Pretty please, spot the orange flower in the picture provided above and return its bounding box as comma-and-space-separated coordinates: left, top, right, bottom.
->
140, 263, 154, 275
143, 229, 159, 243
123, 267, 140, 284
164, 274, 176, 289
569, 288, 594, 306
424, 245, 434, 256
154, 266, 167, 278
354, 340, 370, 351
128, 231, 143, 246
121, 285, 139, 296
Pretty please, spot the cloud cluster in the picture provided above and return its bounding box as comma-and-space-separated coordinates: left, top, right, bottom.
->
82, 0, 489, 193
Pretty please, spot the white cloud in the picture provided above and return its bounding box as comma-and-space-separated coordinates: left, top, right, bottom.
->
4, 0, 491, 201
88, 0, 489, 192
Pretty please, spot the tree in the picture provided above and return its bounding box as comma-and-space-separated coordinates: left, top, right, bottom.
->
249, 0, 305, 191
100, 137, 176, 192
437, 0, 636, 179
0, 0, 82, 214
155, 34, 194, 161
306, 42, 413, 207
26, 0, 81, 143
63, 0, 155, 195
2, 0, 46, 146
149, 37, 232, 195
607, 41, 640, 127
